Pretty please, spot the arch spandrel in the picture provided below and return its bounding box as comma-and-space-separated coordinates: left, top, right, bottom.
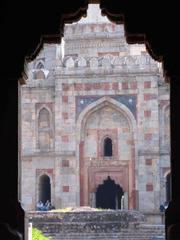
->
76, 96, 136, 142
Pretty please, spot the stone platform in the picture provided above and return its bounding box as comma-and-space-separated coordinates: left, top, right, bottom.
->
27, 207, 165, 240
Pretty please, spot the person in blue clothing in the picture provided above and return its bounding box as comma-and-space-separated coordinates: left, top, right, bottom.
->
159, 204, 165, 212
159, 201, 169, 212
36, 200, 44, 211
45, 200, 54, 210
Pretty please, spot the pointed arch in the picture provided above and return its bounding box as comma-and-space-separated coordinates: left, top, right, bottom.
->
77, 57, 87, 67
164, 104, 170, 146
96, 176, 124, 209
37, 107, 52, 150
33, 61, 45, 79
38, 174, 51, 204
76, 96, 137, 209
35, 61, 44, 69
76, 96, 137, 142
38, 108, 50, 128
103, 137, 113, 156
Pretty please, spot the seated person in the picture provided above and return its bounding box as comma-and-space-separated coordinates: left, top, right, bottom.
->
45, 200, 52, 211
36, 201, 44, 211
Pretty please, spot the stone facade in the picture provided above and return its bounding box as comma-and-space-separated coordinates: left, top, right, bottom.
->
20, 5, 170, 221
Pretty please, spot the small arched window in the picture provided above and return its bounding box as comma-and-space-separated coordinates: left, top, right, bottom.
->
34, 62, 45, 79
38, 108, 50, 129
104, 137, 113, 157
36, 62, 44, 69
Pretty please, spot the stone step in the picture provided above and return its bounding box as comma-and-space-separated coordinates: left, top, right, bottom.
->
44, 232, 165, 240
44, 227, 165, 240
28, 210, 165, 240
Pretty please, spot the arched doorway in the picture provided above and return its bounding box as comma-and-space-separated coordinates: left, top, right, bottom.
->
38, 174, 51, 204
96, 176, 124, 209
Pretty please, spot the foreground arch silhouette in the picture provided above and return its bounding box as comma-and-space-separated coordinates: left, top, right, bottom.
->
0, 1, 180, 239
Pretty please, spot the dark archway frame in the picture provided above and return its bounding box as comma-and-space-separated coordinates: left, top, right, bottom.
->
1, 1, 180, 239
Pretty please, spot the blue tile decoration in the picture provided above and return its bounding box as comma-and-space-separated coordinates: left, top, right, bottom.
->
76, 95, 137, 120
111, 95, 137, 118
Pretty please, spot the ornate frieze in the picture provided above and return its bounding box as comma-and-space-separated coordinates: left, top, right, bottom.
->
62, 55, 157, 70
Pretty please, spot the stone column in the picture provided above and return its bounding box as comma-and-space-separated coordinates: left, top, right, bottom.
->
79, 141, 85, 206
123, 192, 128, 210
54, 68, 62, 209
165, 76, 180, 239
0, 78, 24, 239
90, 192, 96, 208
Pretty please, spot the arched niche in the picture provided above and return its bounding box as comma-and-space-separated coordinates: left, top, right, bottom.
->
163, 105, 170, 147
65, 57, 75, 68
37, 107, 53, 150
77, 57, 87, 67
34, 70, 45, 79
103, 137, 113, 157
89, 57, 99, 68
76, 96, 137, 209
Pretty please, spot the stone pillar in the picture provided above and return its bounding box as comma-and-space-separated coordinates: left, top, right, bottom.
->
28, 223, 32, 240
79, 141, 84, 206
165, 76, 180, 239
90, 192, 96, 208
0, 78, 24, 239
131, 144, 136, 209
123, 192, 128, 210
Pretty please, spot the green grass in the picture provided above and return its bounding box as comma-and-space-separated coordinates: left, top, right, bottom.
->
32, 227, 52, 240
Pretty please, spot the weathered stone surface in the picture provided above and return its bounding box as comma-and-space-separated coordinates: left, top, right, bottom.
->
27, 209, 165, 239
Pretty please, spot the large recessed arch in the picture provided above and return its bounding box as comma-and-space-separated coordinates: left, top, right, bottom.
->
76, 96, 137, 209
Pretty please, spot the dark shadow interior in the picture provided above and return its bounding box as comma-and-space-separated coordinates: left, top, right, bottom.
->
166, 173, 171, 203
96, 176, 123, 209
104, 137, 112, 157
39, 175, 51, 204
